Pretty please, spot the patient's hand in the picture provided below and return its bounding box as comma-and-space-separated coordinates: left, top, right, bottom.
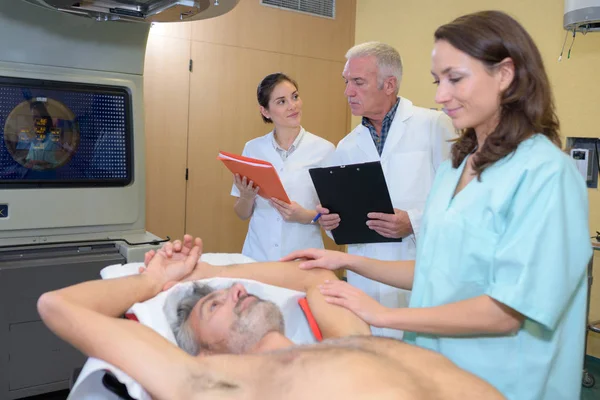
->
144, 235, 198, 265
144, 240, 203, 291
182, 260, 215, 282
142, 234, 201, 270
141, 235, 206, 289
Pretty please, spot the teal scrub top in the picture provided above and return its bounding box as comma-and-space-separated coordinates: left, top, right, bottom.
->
404, 135, 592, 400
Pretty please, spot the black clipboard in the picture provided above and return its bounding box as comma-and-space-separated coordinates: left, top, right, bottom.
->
309, 161, 402, 245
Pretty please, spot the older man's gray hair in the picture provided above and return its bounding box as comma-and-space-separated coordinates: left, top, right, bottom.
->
346, 41, 403, 95
170, 283, 214, 355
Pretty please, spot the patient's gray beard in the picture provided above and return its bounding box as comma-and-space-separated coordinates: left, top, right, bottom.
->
225, 298, 285, 354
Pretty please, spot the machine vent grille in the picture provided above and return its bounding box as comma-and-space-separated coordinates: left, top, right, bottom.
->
261, 0, 335, 19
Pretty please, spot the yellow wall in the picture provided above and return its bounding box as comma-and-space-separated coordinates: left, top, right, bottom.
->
354, 0, 600, 357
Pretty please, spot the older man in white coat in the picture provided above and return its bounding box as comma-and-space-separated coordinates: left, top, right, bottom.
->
318, 42, 456, 339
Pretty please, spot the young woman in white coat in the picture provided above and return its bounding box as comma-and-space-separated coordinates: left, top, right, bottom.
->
231, 73, 335, 262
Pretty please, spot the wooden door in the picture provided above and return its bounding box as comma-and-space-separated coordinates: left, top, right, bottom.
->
144, 24, 192, 241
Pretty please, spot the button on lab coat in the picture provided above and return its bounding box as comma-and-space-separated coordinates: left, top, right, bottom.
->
330, 98, 456, 338
232, 128, 335, 262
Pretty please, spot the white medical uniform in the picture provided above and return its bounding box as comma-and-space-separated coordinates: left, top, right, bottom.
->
330, 97, 456, 338
232, 128, 335, 262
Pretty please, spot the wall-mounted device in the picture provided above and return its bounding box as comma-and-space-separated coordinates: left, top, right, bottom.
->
564, 0, 600, 32
571, 148, 590, 180
567, 137, 599, 188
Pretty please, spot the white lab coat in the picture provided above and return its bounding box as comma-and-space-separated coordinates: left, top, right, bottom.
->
232, 128, 335, 262
330, 98, 455, 339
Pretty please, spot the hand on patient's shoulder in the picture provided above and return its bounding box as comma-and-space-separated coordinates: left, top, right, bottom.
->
281, 248, 350, 271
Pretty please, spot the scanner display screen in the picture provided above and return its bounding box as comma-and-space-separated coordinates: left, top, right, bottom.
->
0, 76, 132, 187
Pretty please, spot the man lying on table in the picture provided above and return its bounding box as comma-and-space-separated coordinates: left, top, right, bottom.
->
38, 235, 503, 400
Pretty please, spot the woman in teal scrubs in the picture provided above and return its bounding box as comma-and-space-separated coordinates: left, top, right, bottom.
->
282, 10, 592, 400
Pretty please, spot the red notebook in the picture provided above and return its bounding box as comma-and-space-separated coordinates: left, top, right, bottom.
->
217, 151, 290, 204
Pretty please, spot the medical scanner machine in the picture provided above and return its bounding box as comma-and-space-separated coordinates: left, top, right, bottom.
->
0, 1, 239, 398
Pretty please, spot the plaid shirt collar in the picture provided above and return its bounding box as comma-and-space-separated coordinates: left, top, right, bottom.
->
361, 97, 400, 156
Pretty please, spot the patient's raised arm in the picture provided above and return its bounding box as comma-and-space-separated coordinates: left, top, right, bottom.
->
153, 236, 330, 292
36, 246, 210, 400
